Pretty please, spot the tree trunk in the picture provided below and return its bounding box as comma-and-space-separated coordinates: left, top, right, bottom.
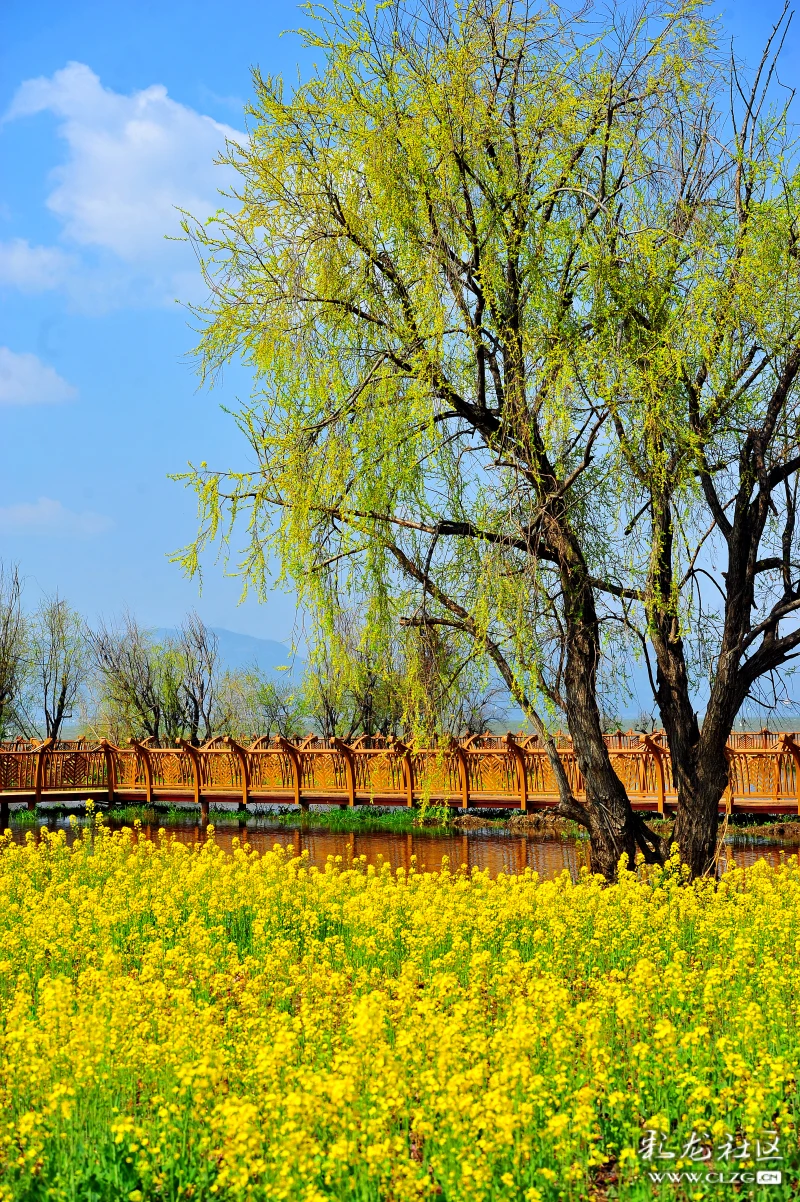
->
646, 489, 728, 876
564, 617, 663, 876
552, 522, 664, 877
671, 763, 726, 876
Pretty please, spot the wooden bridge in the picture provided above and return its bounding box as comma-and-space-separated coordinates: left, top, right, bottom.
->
1, 730, 799, 822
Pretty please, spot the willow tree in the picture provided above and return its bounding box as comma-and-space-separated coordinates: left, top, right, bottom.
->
585, 5, 800, 876
177, 0, 712, 877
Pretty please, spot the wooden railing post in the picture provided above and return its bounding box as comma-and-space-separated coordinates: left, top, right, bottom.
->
178, 740, 204, 821
130, 740, 153, 805
392, 738, 414, 807
505, 734, 528, 812
225, 737, 250, 811
0, 752, 9, 829
450, 739, 469, 810
33, 738, 54, 811
772, 736, 783, 808
332, 738, 356, 806
780, 734, 800, 815
722, 746, 734, 814
277, 737, 303, 808
641, 735, 666, 815
100, 739, 115, 805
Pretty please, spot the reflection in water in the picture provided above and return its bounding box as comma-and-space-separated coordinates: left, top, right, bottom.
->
8, 817, 798, 880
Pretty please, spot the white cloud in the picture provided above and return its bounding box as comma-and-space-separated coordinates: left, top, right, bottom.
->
0, 239, 74, 292
5, 62, 240, 264
0, 497, 112, 538
0, 347, 77, 405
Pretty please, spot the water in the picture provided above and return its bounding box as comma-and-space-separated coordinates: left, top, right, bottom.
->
8, 815, 799, 879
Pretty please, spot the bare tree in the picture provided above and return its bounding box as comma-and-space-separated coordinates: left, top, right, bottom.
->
18, 595, 88, 740
89, 612, 228, 746
176, 613, 221, 744
88, 614, 182, 745
0, 564, 27, 739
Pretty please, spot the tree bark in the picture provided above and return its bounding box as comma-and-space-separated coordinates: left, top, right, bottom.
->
551, 519, 664, 876
646, 489, 750, 876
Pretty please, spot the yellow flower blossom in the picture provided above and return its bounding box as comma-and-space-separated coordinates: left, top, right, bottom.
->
0, 825, 794, 1198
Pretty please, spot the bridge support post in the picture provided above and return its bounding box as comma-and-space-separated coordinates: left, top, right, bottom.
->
641, 736, 666, 815
780, 734, 800, 816
225, 737, 250, 812
450, 740, 469, 810
393, 739, 414, 807
130, 740, 153, 806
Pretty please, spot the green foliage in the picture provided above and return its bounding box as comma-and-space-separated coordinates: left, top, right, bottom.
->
174, 0, 717, 734
216, 667, 304, 742
300, 609, 506, 739
277, 804, 453, 833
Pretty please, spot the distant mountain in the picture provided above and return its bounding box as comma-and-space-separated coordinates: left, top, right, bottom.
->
212, 628, 302, 677
156, 627, 302, 680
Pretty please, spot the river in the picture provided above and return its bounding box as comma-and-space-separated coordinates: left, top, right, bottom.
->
9, 815, 799, 879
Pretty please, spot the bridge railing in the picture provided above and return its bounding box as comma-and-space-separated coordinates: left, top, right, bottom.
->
1, 731, 799, 814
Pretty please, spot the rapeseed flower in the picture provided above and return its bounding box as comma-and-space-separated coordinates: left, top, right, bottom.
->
0, 824, 796, 1199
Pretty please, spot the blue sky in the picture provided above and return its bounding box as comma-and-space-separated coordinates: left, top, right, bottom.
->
0, 0, 796, 643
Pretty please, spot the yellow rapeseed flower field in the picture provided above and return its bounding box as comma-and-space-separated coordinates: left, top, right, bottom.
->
0, 821, 797, 1201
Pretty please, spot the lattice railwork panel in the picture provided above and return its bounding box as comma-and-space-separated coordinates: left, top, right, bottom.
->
727, 751, 792, 803
523, 751, 584, 798
301, 749, 347, 794
148, 750, 193, 789
729, 730, 783, 749
247, 751, 294, 791
604, 731, 645, 750
523, 752, 560, 798
0, 753, 36, 791
608, 750, 658, 800
110, 749, 141, 790
43, 750, 107, 791
465, 750, 516, 797
354, 750, 405, 796
410, 751, 460, 799
200, 751, 242, 790
778, 751, 798, 799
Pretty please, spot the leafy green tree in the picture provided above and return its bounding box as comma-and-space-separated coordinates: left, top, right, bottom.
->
217, 667, 304, 742
175, 0, 713, 875
563, 4, 800, 875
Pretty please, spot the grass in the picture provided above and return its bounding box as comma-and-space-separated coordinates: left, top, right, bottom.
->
0, 822, 797, 1199
273, 803, 454, 833
6, 801, 455, 835
6, 808, 38, 825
